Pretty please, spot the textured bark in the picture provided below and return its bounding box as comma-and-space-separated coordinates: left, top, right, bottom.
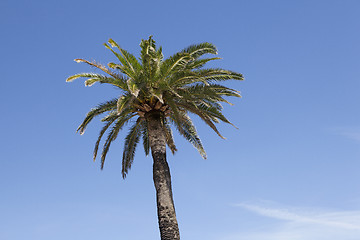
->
146, 111, 180, 240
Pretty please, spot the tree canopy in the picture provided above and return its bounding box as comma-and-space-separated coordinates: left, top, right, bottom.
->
66, 36, 244, 178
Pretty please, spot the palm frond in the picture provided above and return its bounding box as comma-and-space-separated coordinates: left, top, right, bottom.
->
77, 99, 117, 135
178, 84, 241, 107
73, 59, 119, 79
170, 112, 206, 159
195, 103, 237, 128
105, 39, 141, 77
141, 120, 150, 156
66, 72, 128, 90
178, 102, 226, 139
186, 57, 221, 70
117, 93, 135, 114
122, 118, 143, 178
195, 68, 244, 82
159, 52, 192, 83
93, 115, 117, 161
100, 113, 137, 169
182, 42, 218, 59
164, 94, 182, 131
140, 36, 161, 80
127, 78, 140, 97
163, 118, 177, 154
167, 71, 203, 87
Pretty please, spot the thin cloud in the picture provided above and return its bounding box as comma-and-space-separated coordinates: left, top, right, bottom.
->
237, 203, 360, 230
332, 127, 360, 142
224, 202, 360, 240
339, 130, 360, 142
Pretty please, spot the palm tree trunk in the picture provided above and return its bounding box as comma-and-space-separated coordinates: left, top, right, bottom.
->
146, 111, 180, 240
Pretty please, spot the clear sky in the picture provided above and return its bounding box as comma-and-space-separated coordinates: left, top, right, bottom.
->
1, 0, 360, 239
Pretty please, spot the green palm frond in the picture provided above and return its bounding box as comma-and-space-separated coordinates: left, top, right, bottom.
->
182, 42, 218, 59
66, 72, 128, 90
177, 84, 241, 107
195, 68, 244, 82
163, 118, 177, 154
108, 39, 134, 71
104, 39, 142, 77
77, 99, 117, 135
117, 93, 135, 114
93, 116, 117, 161
100, 113, 137, 169
159, 52, 192, 83
178, 102, 226, 139
196, 103, 237, 128
164, 94, 182, 130
142, 120, 150, 156
127, 78, 140, 97
140, 36, 162, 80
170, 112, 206, 159
101, 111, 119, 122
186, 57, 221, 70
167, 71, 205, 87
122, 118, 143, 178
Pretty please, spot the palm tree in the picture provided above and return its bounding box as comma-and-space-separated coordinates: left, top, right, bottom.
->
66, 36, 243, 240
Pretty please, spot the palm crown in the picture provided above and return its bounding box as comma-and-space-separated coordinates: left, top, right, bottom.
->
66, 36, 243, 178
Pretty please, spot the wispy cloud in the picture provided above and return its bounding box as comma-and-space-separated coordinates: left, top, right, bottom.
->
339, 130, 360, 142
225, 202, 360, 240
237, 203, 360, 230
332, 126, 360, 142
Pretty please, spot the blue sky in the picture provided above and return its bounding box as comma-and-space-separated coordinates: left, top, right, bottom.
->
1, 0, 360, 239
